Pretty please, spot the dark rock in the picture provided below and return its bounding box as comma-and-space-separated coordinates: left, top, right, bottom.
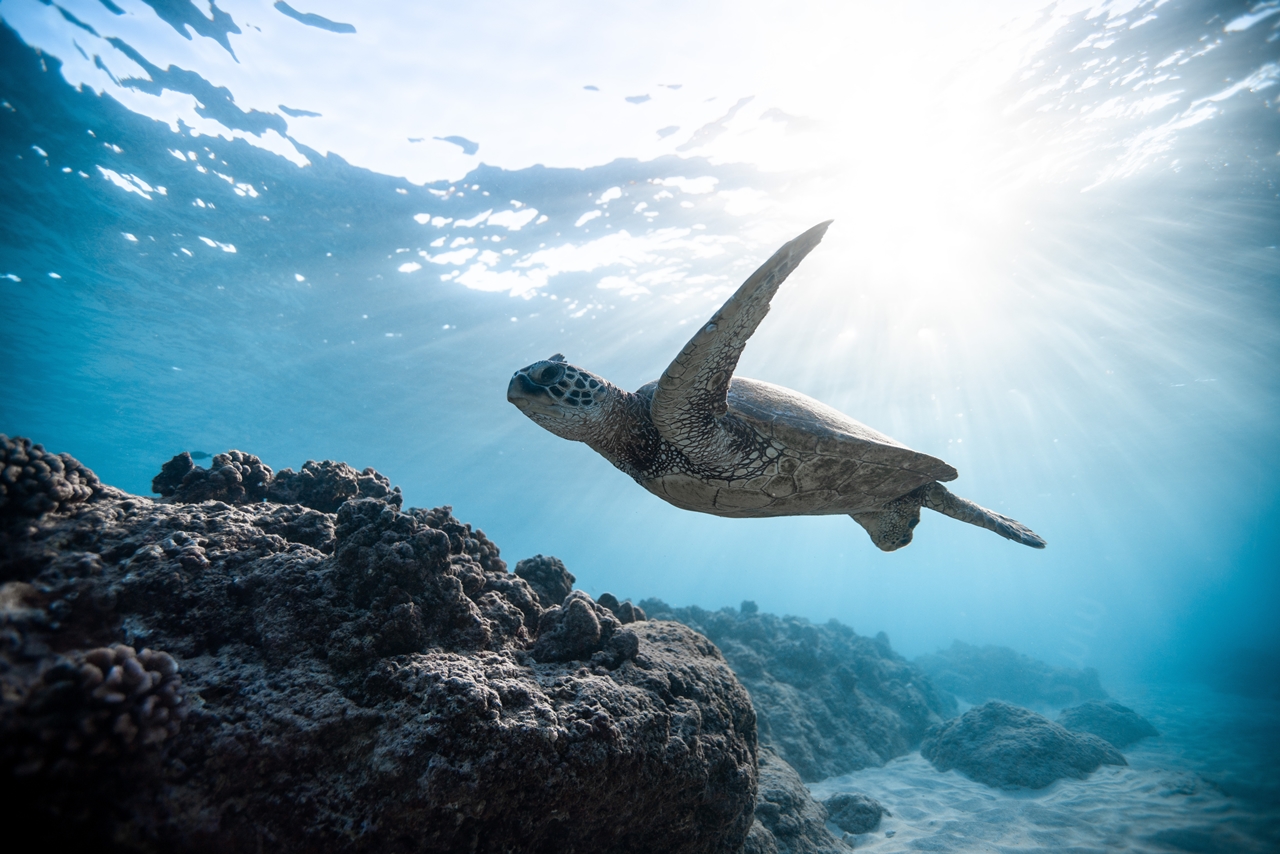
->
597, 592, 646, 624
529, 590, 622, 663
155, 452, 406, 515
151, 451, 195, 497
741, 747, 850, 854
252, 503, 337, 553
823, 791, 888, 834
267, 459, 403, 512
1, 444, 759, 853
642, 599, 954, 781
1057, 700, 1159, 749
1, 639, 189, 777
915, 640, 1108, 707
514, 553, 575, 607
0, 435, 101, 517
410, 505, 506, 574
151, 449, 273, 505
921, 700, 1126, 789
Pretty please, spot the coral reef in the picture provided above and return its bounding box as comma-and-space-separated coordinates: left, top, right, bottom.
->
822, 791, 888, 835
267, 459, 403, 511
151, 449, 273, 505
528, 590, 623, 663
0, 435, 101, 517
642, 599, 954, 781
0, 440, 758, 853
1057, 700, 1159, 749
920, 701, 1126, 789
1, 638, 188, 776
597, 591, 646, 624
914, 640, 1108, 708
741, 747, 850, 854
514, 553, 575, 608
153, 452, 404, 514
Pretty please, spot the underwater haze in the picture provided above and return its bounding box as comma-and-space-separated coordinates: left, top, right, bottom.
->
1, 0, 1279, 830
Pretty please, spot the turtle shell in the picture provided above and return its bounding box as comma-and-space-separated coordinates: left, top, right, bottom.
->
642, 377, 957, 518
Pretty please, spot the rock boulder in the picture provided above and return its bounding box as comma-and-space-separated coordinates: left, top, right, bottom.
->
741, 747, 850, 854
1057, 699, 1159, 749
643, 599, 953, 781
915, 641, 1107, 708
921, 700, 1126, 790
1, 441, 758, 853
823, 791, 888, 835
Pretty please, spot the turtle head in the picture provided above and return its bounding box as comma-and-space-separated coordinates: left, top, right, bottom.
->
508, 353, 622, 442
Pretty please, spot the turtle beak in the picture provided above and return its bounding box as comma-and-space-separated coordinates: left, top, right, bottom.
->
508, 372, 548, 410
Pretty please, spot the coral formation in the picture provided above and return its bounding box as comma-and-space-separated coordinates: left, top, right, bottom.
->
514, 553, 575, 608
1057, 699, 1159, 749
267, 459, 403, 511
154, 452, 404, 515
920, 700, 1126, 789
0, 640, 188, 778
822, 791, 888, 835
151, 449, 273, 504
741, 747, 850, 854
528, 589, 623, 663
0, 441, 758, 852
642, 599, 954, 781
914, 641, 1108, 708
597, 592, 647, 624
0, 435, 101, 517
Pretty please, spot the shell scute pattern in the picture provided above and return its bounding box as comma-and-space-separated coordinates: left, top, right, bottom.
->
763, 475, 796, 498
712, 488, 775, 512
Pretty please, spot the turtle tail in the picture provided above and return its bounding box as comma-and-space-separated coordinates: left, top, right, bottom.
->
922, 482, 1046, 548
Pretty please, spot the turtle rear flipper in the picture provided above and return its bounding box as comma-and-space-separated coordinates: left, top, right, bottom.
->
923, 482, 1047, 548
850, 487, 925, 552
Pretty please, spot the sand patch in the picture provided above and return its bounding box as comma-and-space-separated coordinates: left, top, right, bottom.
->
812, 753, 1274, 852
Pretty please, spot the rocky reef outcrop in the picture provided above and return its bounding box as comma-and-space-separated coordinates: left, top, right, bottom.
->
1057, 699, 1159, 749
151, 450, 403, 511
741, 747, 849, 854
920, 700, 1126, 790
642, 599, 954, 782
822, 791, 888, 835
915, 640, 1108, 708
1, 441, 758, 852
1, 435, 102, 517
513, 553, 575, 608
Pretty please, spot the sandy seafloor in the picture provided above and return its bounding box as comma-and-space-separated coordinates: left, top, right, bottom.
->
809, 684, 1280, 853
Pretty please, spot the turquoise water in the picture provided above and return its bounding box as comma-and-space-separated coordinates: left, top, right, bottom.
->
1, 0, 1277, 786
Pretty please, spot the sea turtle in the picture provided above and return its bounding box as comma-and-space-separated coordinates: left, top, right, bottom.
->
507, 221, 1045, 551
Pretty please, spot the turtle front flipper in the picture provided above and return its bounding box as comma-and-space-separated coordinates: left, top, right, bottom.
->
922, 482, 1047, 548
649, 221, 832, 459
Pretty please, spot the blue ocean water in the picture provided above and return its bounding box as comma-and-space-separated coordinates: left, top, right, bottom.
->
1, 0, 1278, 836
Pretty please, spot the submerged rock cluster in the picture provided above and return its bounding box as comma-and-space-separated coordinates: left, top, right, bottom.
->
2, 438, 1152, 850
151, 450, 403, 510
642, 599, 955, 781
742, 747, 850, 854
1057, 699, 1159, 749
915, 640, 1108, 708
822, 791, 889, 835
0, 435, 101, 517
1, 441, 757, 852
921, 700, 1126, 789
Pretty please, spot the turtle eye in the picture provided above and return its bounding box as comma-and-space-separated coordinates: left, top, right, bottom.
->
531, 363, 565, 386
